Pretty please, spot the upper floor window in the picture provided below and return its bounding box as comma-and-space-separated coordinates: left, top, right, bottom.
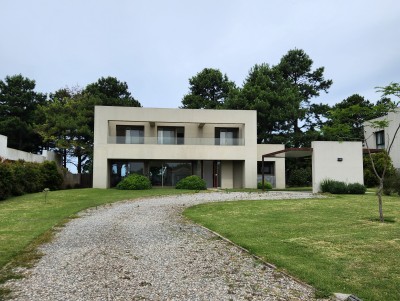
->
157, 126, 184, 145
215, 127, 239, 145
375, 130, 385, 149
116, 125, 144, 144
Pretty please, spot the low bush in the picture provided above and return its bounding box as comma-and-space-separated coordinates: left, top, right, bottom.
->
116, 174, 152, 190
347, 183, 367, 194
321, 179, 366, 194
176, 175, 207, 190
257, 180, 272, 190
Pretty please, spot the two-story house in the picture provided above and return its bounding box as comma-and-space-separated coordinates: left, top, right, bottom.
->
364, 108, 400, 169
93, 106, 285, 189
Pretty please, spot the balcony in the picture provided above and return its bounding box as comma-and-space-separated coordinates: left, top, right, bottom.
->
107, 136, 244, 145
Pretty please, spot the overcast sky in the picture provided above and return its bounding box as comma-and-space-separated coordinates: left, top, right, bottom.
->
1, 0, 399, 108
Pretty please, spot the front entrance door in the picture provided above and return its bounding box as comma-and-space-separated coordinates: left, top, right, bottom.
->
213, 161, 221, 188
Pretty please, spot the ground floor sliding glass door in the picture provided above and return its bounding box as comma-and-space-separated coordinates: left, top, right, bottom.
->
109, 160, 193, 187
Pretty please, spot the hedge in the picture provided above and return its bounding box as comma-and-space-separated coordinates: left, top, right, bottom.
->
320, 179, 366, 194
0, 160, 63, 201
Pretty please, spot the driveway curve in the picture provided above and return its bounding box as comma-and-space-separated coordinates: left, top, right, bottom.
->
5, 191, 321, 301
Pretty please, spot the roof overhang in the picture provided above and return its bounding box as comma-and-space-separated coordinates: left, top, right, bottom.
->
262, 147, 313, 159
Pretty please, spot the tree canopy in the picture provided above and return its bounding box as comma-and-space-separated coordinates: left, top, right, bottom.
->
0, 74, 46, 152
181, 68, 237, 109
36, 77, 141, 173
223, 49, 332, 147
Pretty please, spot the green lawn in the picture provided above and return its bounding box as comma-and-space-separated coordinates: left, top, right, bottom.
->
184, 194, 400, 301
0, 188, 190, 291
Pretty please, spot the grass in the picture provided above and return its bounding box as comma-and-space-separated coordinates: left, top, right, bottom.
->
183, 193, 400, 301
0, 188, 191, 297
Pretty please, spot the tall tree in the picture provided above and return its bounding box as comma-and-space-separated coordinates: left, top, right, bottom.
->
36, 90, 94, 173
37, 77, 141, 173
274, 49, 332, 147
0, 74, 46, 152
181, 68, 237, 109
225, 49, 332, 147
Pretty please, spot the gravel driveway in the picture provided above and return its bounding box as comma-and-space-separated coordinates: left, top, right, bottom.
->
4, 191, 322, 301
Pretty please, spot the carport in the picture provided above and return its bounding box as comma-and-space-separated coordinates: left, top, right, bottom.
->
261, 141, 368, 193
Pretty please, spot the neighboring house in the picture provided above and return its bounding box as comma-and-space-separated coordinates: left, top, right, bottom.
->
93, 106, 285, 189
364, 109, 400, 169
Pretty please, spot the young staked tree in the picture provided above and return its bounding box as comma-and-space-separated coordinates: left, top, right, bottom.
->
364, 82, 400, 222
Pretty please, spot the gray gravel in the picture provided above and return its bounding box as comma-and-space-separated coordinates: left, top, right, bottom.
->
4, 191, 323, 301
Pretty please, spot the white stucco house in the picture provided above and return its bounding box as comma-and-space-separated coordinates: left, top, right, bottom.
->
364, 108, 400, 169
93, 106, 285, 189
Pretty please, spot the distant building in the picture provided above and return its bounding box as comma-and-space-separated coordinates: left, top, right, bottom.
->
364, 109, 400, 169
93, 106, 285, 189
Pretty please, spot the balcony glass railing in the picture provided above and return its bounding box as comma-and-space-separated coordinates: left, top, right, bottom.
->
107, 136, 244, 145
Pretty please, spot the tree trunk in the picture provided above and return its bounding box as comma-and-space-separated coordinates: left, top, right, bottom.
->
377, 179, 384, 222
77, 155, 82, 174
63, 149, 67, 168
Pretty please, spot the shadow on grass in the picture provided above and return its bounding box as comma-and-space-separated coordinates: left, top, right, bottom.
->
367, 216, 396, 223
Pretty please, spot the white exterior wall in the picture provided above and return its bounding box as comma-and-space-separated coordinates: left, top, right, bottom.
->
364, 109, 400, 169
0, 134, 61, 165
312, 141, 364, 193
93, 106, 258, 189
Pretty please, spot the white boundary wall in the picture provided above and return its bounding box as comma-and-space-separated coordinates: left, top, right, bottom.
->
312, 141, 363, 193
0, 134, 60, 165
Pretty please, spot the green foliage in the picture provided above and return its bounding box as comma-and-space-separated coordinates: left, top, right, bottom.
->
383, 171, 400, 196
224, 49, 332, 147
41, 161, 64, 190
0, 162, 13, 200
84, 76, 141, 107
181, 68, 237, 109
257, 180, 272, 190
288, 167, 312, 187
116, 174, 151, 190
321, 179, 348, 194
321, 179, 366, 194
0, 74, 46, 152
0, 160, 63, 201
175, 175, 207, 190
347, 183, 367, 194
363, 152, 395, 187
37, 77, 141, 172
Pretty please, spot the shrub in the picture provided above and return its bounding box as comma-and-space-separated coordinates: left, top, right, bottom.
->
0, 159, 64, 201
288, 167, 312, 187
347, 183, 367, 194
116, 174, 151, 190
41, 161, 63, 190
176, 175, 207, 190
383, 171, 400, 196
257, 180, 272, 190
321, 179, 366, 194
363, 152, 395, 187
0, 162, 14, 200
